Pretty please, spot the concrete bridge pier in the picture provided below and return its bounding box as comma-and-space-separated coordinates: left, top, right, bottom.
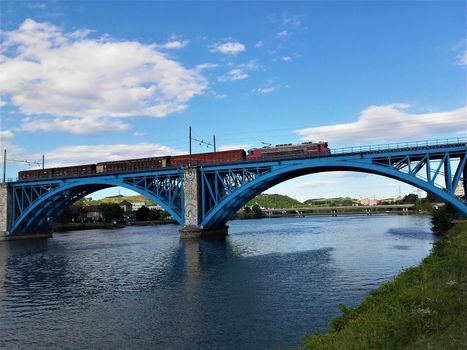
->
179, 167, 228, 240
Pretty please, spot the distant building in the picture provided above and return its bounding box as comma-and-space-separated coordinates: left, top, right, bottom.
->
130, 201, 148, 211
455, 182, 465, 197
148, 205, 163, 210
357, 197, 380, 206
85, 205, 103, 221
119, 201, 133, 213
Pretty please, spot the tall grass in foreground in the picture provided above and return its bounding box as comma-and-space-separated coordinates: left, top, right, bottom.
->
302, 223, 467, 350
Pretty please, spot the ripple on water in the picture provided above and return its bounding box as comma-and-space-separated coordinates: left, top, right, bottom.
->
0, 216, 434, 350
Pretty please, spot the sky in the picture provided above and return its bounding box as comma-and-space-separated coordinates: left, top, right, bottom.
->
0, 1, 466, 201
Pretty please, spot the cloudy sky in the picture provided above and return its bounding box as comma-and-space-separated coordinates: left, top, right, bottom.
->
0, 1, 465, 200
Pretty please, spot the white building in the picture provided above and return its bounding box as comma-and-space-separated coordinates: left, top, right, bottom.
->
455, 181, 465, 197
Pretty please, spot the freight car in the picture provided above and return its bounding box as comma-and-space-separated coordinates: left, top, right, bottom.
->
170, 149, 246, 167
52, 164, 96, 177
246, 141, 330, 159
16, 141, 331, 182
18, 168, 54, 181
18, 164, 96, 181
96, 156, 169, 174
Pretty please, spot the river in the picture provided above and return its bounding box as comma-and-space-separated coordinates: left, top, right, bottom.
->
0, 215, 434, 349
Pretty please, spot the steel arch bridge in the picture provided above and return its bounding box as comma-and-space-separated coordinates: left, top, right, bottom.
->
2, 139, 466, 238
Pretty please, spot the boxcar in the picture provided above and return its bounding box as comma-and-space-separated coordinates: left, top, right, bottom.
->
170, 150, 246, 167
96, 156, 169, 174
52, 164, 96, 178
18, 168, 54, 181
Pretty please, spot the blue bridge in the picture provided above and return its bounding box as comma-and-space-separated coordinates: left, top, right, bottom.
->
0, 138, 466, 240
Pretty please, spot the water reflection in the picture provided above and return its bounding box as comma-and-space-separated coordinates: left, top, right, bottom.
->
0, 216, 434, 350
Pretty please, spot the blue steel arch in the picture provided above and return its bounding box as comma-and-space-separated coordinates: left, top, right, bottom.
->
9, 173, 184, 236
200, 146, 467, 229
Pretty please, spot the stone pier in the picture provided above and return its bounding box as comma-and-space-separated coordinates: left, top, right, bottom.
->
0, 184, 12, 241
179, 166, 228, 239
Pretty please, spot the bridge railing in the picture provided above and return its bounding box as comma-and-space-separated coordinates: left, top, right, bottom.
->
330, 137, 467, 155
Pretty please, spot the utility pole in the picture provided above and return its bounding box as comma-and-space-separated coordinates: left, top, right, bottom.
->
42, 154, 45, 169
189, 126, 192, 166
213, 135, 216, 152
3, 149, 6, 183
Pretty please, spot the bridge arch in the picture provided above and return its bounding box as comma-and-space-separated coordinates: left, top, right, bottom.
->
201, 159, 467, 229
11, 177, 183, 236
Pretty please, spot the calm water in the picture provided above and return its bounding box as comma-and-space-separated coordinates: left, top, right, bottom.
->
0, 215, 434, 349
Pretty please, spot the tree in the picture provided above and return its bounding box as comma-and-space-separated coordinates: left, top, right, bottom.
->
100, 203, 123, 223
135, 206, 150, 221
400, 194, 418, 204
252, 204, 262, 218
431, 205, 455, 235
148, 209, 161, 221
243, 206, 252, 214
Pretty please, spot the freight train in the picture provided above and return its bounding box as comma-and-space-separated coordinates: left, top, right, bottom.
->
18, 142, 330, 181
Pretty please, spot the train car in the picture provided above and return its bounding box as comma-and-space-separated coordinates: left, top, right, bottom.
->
170, 149, 246, 167
96, 156, 169, 174
18, 168, 54, 181
247, 141, 330, 159
52, 164, 96, 178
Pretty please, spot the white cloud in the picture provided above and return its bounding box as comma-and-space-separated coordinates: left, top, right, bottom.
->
252, 82, 281, 94
209, 41, 245, 55
276, 30, 288, 38
33, 143, 184, 168
0, 130, 25, 164
281, 14, 301, 27
133, 131, 147, 136
0, 130, 14, 141
281, 56, 292, 62
457, 51, 467, 65
218, 144, 251, 151
255, 40, 264, 48
219, 68, 248, 82
155, 40, 189, 50
0, 19, 207, 134
295, 104, 467, 145
18, 117, 131, 135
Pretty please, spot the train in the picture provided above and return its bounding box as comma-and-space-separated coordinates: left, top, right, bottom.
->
17, 141, 330, 181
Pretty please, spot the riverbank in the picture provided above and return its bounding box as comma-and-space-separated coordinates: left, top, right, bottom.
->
302, 223, 467, 349
53, 222, 126, 232
53, 220, 178, 232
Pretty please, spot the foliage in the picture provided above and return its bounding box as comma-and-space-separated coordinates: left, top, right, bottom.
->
304, 197, 356, 207
301, 223, 467, 350
247, 194, 302, 209
135, 206, 150, 221
431, 205, 456, 235
81, 195, 156, 207
237, 205, 263, 219
99, 203, 124, 223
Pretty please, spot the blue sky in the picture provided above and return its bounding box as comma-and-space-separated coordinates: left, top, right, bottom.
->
0, 1, 466, 201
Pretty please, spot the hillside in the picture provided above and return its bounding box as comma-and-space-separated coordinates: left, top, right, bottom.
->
82, 195, 156, 206
246, 194, 303, 208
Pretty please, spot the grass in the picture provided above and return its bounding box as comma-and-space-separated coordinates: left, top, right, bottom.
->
301, 223, 467, 350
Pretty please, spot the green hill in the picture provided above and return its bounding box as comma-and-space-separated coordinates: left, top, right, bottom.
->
304, 197, 356, 207
246, 194, 303, 209
82, 195, 156, 206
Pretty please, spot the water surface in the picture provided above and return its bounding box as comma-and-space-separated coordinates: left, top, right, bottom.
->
0, 215, 434, 349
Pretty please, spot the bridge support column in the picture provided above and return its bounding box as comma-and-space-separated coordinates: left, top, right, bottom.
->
180, 167, 228, 239
0, 184, 12, 241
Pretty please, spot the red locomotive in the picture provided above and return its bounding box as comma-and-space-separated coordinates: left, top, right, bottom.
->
246, 141, 330, 159
17, 142, 330, 181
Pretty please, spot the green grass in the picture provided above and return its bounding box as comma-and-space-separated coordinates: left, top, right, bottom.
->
301, 223, 467, 350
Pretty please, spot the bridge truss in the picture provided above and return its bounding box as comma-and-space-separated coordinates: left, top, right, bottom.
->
4, 139, 467, 236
